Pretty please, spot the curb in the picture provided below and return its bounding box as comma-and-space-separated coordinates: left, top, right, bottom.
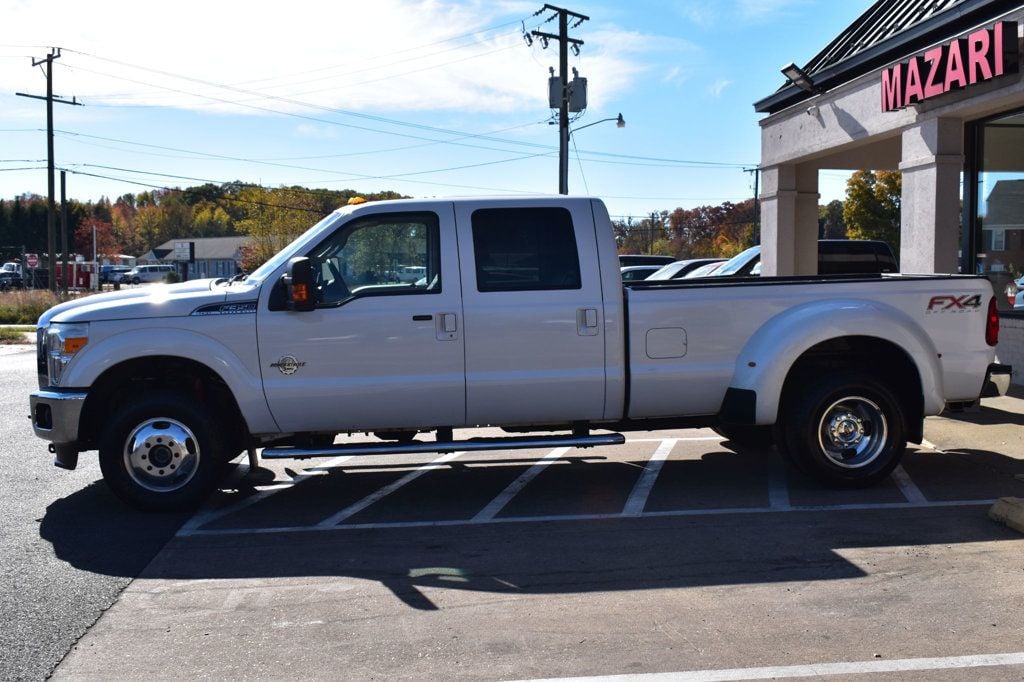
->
988, 497, 1024, 534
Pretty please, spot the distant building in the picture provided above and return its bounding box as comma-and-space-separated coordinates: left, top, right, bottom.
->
143, 236, 250, 280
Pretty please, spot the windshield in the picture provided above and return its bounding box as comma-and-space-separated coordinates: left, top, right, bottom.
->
714, 246, 760, 276
246, 211, 347, 283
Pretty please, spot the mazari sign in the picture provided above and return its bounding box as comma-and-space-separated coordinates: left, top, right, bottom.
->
881, 21, 1019, 112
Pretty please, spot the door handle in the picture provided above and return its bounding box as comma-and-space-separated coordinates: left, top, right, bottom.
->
436, 313, 458, 341
413, 314, 433, 321
577, 308, 600, 336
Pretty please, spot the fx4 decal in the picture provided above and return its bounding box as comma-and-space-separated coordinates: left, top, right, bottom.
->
926, 294, 983, 312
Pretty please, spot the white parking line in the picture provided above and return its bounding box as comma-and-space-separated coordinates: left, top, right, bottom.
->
178, 455, 354, 537
315, 452, 462, 528
622, 439, 676, 516
473, 447, 569, 521
513, 651, 1024, 681
891, 464, 929, 504
183, 498, 997, 536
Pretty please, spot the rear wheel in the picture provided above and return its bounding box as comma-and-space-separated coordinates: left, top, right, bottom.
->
775, 371, 906, 488
99, 391, 228, 511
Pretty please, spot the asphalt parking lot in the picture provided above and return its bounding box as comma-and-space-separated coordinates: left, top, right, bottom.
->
44, 388, 1024, 680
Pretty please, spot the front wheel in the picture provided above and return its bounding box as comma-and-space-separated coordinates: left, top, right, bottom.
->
99, 391, 228, 511
775, 371, 906, 488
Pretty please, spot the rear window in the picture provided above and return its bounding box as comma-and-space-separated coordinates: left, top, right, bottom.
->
471, 207, 581, 292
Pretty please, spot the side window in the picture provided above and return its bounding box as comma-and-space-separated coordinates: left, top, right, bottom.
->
307, 212, 441, 307
471, 207, 581, 292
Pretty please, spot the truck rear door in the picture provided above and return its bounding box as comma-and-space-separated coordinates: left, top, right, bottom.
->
453, 200, 608, 425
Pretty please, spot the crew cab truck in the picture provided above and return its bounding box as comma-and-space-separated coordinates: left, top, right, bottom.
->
30, 197, 1011, 511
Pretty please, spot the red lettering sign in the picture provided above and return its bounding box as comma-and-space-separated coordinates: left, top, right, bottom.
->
881, 21, 1018, 112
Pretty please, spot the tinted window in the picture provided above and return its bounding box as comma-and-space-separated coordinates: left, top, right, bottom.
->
471, 207, 581, 292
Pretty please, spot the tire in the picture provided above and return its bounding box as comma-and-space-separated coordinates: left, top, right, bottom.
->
775, 371, 906, 488
712, 424, 775, 449
99, 391, 228, 511
132, 276, 141, 285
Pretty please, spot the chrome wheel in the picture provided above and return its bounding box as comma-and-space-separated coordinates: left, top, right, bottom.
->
817, 396, 887, 469
122, 418, 200, 493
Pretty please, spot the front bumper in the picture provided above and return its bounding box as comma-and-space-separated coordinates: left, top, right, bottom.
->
30, 389, 87, 444
980, 363, 1013, 398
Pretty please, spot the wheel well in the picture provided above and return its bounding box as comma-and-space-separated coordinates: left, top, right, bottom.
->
78, 355, 248, 450
780, 336, 924, 442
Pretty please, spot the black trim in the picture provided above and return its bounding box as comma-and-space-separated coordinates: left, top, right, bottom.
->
719, 388, 758, 425
754, 0, 1023, 114
622, 286, 632, 420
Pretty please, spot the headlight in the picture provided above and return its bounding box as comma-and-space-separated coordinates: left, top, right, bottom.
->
46, 323, 89, 387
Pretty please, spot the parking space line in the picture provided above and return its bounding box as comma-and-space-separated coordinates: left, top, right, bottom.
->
178, 455, 354, 537
514, 651, 1024, 681
891, 464, 929, 504
316, 452, 463, 528
473, 447, 570, 521
183, 498, 997, 536
622, 439, 676, 516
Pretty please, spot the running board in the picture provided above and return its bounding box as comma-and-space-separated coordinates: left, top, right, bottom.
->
261, 433, 626, 460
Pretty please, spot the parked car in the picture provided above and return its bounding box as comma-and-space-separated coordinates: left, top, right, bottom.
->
646, 258, 726, 281
100, 265, 132, 284
682, 261, 727, 278
618, 254, 675, 268
122, 264, 176, 284
710, 240, 899, 278
620, 265, 661, 281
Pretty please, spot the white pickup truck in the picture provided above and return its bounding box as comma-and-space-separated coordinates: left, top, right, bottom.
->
30, 197, 1011, 510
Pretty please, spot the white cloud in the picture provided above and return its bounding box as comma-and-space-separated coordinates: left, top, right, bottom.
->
709, 78, 732, 97
0, 0, 657, 116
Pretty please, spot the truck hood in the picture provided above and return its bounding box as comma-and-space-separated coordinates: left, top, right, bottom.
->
39, 279, 258, 326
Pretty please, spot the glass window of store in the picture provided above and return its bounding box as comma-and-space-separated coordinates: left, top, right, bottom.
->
966, 109, 1024, 314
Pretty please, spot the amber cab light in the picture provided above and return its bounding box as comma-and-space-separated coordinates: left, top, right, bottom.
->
986, 296, 999, 347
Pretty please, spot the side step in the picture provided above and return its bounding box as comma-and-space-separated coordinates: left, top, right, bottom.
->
261, 433, 626, 460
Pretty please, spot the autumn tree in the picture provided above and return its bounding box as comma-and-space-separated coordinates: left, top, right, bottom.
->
843, 170, 901, 252
75, 217, 122, 259
819, 199, 846, 239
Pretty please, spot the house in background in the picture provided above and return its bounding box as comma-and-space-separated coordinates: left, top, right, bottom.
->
141, 236, 250, 280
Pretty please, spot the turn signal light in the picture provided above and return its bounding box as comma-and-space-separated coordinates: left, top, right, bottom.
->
63, 337, 88, 354
293, 283, 309, 303
986, 297, 999, 347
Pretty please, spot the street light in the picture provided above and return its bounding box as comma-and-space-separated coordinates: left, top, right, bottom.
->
560, 113, 625, 194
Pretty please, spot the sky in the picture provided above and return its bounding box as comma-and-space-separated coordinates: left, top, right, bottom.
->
0, 0, 873, 224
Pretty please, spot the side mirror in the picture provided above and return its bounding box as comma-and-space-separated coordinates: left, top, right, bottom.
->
287, 257, 316, 312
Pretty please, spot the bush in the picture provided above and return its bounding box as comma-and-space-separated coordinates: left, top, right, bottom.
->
163, 271, 181, 284
0, 289, 69, 325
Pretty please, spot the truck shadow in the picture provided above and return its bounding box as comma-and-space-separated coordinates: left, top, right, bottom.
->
39, 446, 1024, 611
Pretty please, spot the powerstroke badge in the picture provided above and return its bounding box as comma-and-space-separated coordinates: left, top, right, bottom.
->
270, 355, 306, 375
926, 294, 983, 313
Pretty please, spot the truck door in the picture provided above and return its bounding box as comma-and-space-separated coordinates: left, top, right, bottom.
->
258, 206, 466, 433
454, 201, 607, 425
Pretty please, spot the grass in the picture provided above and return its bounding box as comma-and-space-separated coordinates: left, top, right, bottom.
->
0, 327, 31, 344
0, 289, 68, 325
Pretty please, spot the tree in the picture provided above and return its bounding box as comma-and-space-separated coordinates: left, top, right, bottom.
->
74, 218, 122, 259
843, 170, 901, 252
819, 199, 846, 239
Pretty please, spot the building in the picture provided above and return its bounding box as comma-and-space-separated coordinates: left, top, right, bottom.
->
142, 236, 250, 280
754, 0, 1024, 384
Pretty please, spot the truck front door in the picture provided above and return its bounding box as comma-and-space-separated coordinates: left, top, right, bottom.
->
258, 206, 466, 433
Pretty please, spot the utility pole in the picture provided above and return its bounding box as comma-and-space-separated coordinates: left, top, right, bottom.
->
745, 167, 761, 245
60, 171, 68, 294
16, 48, 81, 292
532, 5, 588, 195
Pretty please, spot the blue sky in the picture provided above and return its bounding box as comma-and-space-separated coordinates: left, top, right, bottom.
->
0, 0, 872, 222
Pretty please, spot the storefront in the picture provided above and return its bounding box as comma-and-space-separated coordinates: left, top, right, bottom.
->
754, 0, 1024, 384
